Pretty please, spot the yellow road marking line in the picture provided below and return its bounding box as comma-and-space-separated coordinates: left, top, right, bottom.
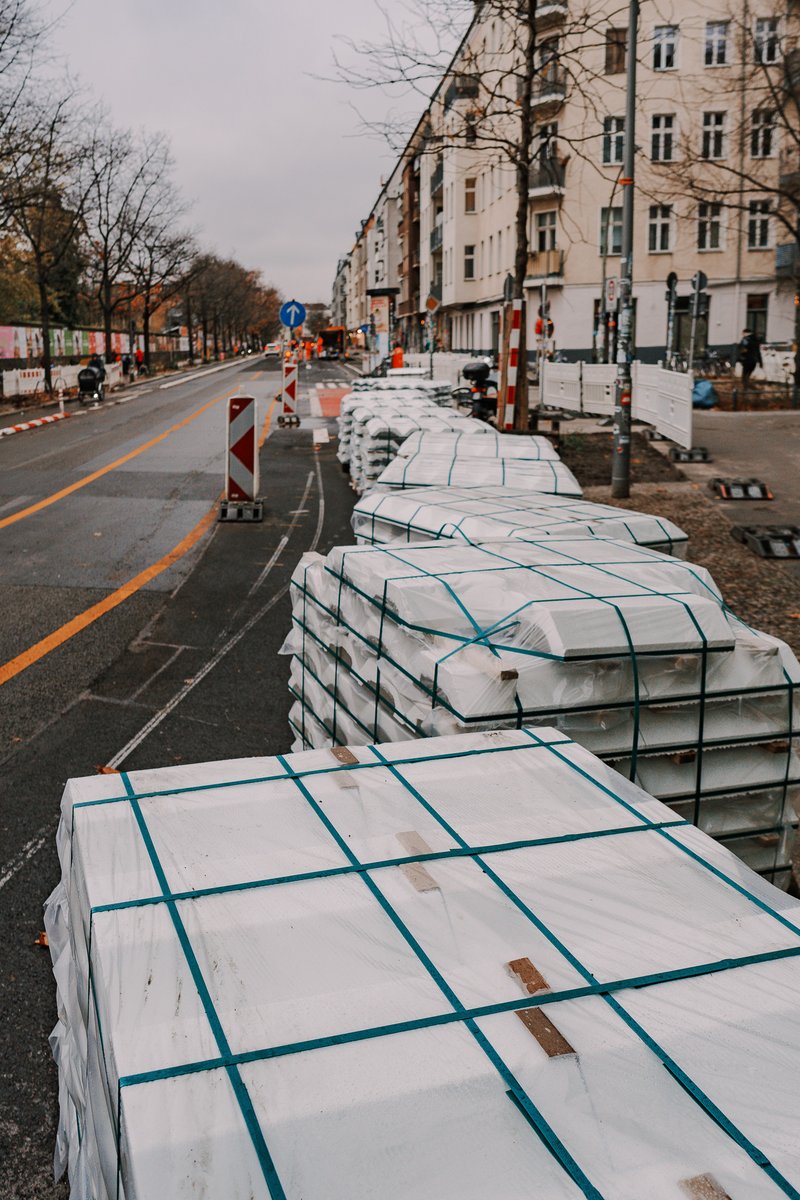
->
0, 387, 234, 531
0, 395, 278, 689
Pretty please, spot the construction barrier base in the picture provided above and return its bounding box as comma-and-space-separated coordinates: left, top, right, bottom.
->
277, 413, 301, 428
218, 499, 264, 522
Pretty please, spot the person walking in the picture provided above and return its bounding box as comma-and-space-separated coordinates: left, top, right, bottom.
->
391, 342, 404, 370
135, 345, 145, 375
737, 328, 763, 385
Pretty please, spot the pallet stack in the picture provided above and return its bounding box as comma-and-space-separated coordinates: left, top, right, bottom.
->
48, 728, 800, 1197
285, 537, 800, 885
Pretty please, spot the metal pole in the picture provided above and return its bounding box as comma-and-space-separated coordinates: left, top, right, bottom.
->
611, 0, 639, 498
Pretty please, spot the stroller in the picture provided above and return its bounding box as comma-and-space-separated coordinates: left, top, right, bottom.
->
77, 365, 104, 404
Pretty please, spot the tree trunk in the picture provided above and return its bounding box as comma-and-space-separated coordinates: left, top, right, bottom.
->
38, 276, 53, 395
103, 276, 113, 361
212, 313, 219, 359
143, 300, 151, 370
186, 290, 194, 366
202, 311, 208, 361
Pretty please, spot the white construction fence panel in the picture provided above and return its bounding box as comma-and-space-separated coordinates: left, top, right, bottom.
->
539, 361, 582, 413
539, 361, 694, 448
581, 363, 616, 417
633, 363, 693, 449
403, 353, 475, 390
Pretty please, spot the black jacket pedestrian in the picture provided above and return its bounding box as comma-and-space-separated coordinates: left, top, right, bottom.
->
737, 332, 762, 375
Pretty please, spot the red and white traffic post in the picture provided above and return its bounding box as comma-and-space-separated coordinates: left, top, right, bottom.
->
503, 298, 524, 431
221, 394, 261, 519
278, 357, 300, 427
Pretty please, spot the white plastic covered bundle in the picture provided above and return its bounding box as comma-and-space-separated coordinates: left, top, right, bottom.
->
397, 428, 560, 461
376, 452, 584, 497
352, 485, 689, 557
337, 391, 438, 468
47, 727, 800, 1198
284, 537, 800, 883
351, 410, 471, 493
352, 376, 452, 405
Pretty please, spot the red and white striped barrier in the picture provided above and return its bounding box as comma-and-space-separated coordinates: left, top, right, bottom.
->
0, 411, 71, 438
225, 395, 259, 502
282, 358, 298, 417
503, 299, 524, 431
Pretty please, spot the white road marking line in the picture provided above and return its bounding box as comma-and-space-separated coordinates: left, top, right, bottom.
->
107, 462, 325, 768
0, 495, 32, 514
160, 360, 244, 390
0, 827, 50, 893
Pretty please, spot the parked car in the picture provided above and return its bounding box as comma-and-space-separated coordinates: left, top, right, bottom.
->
263, 342, 281, 357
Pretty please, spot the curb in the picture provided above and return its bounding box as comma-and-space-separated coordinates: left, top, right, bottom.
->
0, 411, 72, 438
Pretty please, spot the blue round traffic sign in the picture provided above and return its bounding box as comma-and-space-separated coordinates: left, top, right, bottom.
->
280, 299, 307, 329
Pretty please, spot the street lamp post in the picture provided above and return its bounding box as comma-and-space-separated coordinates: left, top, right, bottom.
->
611, 0, 640, 499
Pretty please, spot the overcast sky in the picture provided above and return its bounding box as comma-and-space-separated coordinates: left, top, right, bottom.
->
45, 0, 458, 304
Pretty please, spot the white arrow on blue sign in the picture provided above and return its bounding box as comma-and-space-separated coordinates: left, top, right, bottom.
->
280, 299, 307, 329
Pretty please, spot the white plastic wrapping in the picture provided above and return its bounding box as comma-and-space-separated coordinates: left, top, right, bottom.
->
376, 452, 583, 496
397, 429, 561, 460
284, 538, 800, 882
352, 485, 689, 556
47, 727, 800, 1198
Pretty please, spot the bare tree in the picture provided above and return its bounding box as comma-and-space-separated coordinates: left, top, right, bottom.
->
0, 88, 93, 390
334, 0, 622, 425
0, 0, 46, 143
83, 126, 179, 359
127, 176, 195, 368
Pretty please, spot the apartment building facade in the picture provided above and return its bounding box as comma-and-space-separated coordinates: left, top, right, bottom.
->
334, 0, 799, 362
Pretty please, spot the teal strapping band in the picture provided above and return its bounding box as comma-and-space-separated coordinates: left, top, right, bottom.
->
118, 772, 287, 1200
91, 818, 688, 915
118, 942, 800, 1091
273, 753, 605, 1199
371, 743, 800, 1197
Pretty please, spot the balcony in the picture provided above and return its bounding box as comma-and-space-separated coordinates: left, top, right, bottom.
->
536, 0, 568, 30
430, 159, 444, 196
444, 74, 480, 110
526, 248, 564, 278
531, 69, 568, 112
430, 222, 444, 253
528, 159, 566, 197
776, 243, 799, 278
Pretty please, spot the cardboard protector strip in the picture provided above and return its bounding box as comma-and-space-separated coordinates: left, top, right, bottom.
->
680, 1174, 733, 1200
396, 831, 439, 892
507, 958, 574, 1058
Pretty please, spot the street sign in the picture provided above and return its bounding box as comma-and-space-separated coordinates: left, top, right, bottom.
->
425, 294, 440, 313
280, 299, 307, 329
691, 271, 708, 292
359, 323, 370, 335
604, 276, 619, 312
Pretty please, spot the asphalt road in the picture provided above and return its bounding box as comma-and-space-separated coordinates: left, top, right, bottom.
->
0, 356, 357, 1197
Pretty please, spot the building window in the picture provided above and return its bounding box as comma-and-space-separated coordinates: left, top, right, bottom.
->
705, 21, 728, 66
605, 27, 627, 74
653, 25, 678, 70
698, 202, 722, 249
600, 206, 623, 256
651, 114, 675, 161
464, 177, 477, 212
497, 230, 503, 270
746, 293, 768, 339
602, 116, 625, 164
488, 235, 493, 273
702, 112, 726, 159
464, 244, 475, 280
754, 18, 780, 64
748, 200, 771, 248
751, 110, 775, 158
648, 204, 672, 252
536, 210, 557, 252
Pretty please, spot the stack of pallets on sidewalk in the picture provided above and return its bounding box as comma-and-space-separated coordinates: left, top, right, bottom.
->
284, 537, 800, 885
47, 728, 800, 1197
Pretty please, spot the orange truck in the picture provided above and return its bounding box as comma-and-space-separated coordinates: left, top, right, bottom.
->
318, 326, 347, 360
